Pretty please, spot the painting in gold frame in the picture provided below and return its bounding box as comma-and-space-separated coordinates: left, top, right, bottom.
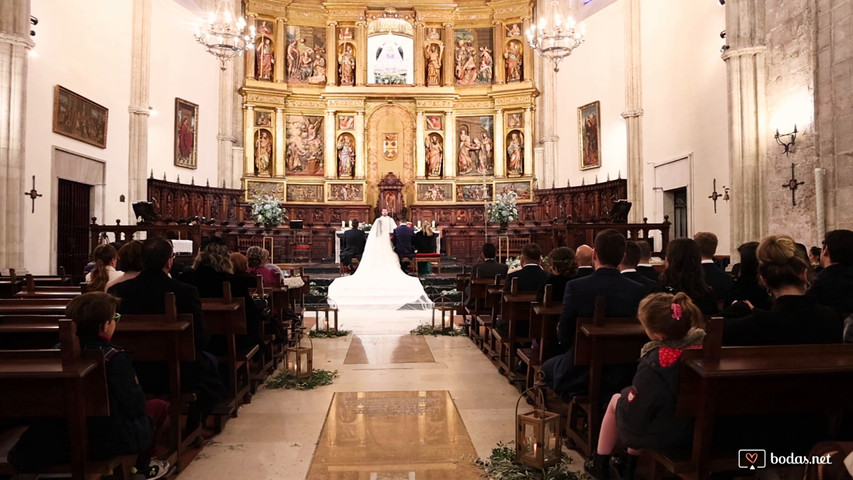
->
327, 182, 364, 203
286, 183, 324, 203
455, 183, 493, 203
494, 179, 534, 201
244, 179, 285, 202
175, 98, 199, 169
53, 85, 108, 149
415, 182, 453, 203
578, 100, 601, 170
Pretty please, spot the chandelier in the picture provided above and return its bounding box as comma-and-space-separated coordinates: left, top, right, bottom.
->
194, 0, 256, 70
526, 0, 585, 72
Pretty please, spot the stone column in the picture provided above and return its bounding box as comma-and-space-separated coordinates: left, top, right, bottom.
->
540, 63, 558, 189
326, 21, 337, 86
244, 105, 255, 174
217, 64, 238, 188
494, 110, 505, 177
354, 111, 366, 178
274, 107, 285, 176
246, 13, 256, 81
623, 0, 644, 222
493, 21, 505, 85
275, 18, 286, 83
128, 0, 152, 222
0, 0, 32, 270
724, 0, 768, 251
414, 22, 426, 87
355, 21, 367, 86
444, 110, 456, 177
442, 23, 454, 86
523, 107, 534, 176
521, 16, 533, 81
416, 111, 426, 177
325, 109, 337, 179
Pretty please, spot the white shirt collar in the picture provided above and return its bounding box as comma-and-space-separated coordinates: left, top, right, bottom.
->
621, 269, 637, 273
701, 259, 714, 264
522, 263, 540, 268
637, 263, 652, 267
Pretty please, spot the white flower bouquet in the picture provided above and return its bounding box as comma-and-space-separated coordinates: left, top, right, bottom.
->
251, 195, 286, 227
488, 191, 519, 224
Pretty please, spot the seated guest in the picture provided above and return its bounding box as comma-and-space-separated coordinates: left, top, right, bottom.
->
724, 235, 842, 346
808, 229, 853, 317
465, 243, 509, 308
341, 219, 367, 273
537, 247, 578, 302
9, 292, 171, 479
86, 244, 123, 292
413, 223, 438, 275
106, 240, 143, 291
694, 231, 734, 302
620, 241, 659, 295
247, 246, 281, 287
393, 221, 416, 271
636, 240, 659, 281
541, 229, 646, 401
725, 241, 772, 312
230, 252, 258, 290
659, 238, 719, 314
262, 248, 285, 279
503, 243, 548, 293
575, 244, 594, 278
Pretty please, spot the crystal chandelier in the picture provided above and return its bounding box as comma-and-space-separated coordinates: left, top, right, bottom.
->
526, 0, 585, 72
194, 0, 256, 70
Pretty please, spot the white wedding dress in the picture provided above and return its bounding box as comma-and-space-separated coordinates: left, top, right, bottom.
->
327, 216, 433, 310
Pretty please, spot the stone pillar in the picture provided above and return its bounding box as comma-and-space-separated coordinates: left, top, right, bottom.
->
540, 63, 558, 189
355, 21, 367, 86
414, 22, 426, 87
521, 16, 533, 81
623, 0, 644, 222
0, 0, 32, 270
442, 23, 454, 86
274, 107, 285, 176
523, 107, 534, 176
416, 111, 426, 177
494, 110, 505, 177
493, 21, 505, 85
444, 110, 456, 177
217, 64, 238, 188
355, 111, 366, 178
244, 105, 255, 174
325, 109, 337, 179
326, 21, 337, 87
275, 18, 286, 83
128, 0, 152, 222
723, 0, 768, 251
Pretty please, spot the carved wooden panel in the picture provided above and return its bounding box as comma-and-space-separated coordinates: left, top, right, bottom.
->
147, 179, 245, 223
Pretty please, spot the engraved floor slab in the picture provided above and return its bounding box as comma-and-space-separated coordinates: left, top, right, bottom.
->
306, 391, 484, 480
344, 334, 435, 364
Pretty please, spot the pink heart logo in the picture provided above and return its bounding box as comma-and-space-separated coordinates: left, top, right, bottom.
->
745, 453, 758, 464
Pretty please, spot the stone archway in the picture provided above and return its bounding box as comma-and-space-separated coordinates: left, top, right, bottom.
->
366, 104, 415, 214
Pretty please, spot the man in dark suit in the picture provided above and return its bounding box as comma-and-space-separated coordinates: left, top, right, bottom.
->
620, 241, 658, 295
636, 240, 659, 281
392, 220, 416, 270
575, 244, 594, 278
695, 231, 733, 303
464, 243, 509, 308
808, 229, 853, 317
541, 229, 646, 401
341, 219, 367, 273
503, 243, 549, 293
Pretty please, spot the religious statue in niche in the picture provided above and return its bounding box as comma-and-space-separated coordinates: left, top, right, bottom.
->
427, 28, 441, 41
338, 44, 356, 86
254, 129, 273, 175
255, 36, 274, 81
337, 134, 355, 178
338, 27, 353, 40
285, 27, 326, 85
312, 46, 327, 84
506, 23, 521, 37
457, 126, 476, 174
285, 115, 324, 176
255, 111, 272, 127
478, 46, 493, 83
425, 133, 443, 177
424, 43, 444, 86
454, 40, 478, 85
478, 132, 494, 174
507, 131, 524, 175
454, 28, 493, 86
505, 40, 523, 82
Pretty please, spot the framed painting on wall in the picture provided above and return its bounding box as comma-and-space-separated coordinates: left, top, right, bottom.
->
578, 100, 601, 170
52, 85, 108, 149
415, 182, 453, 203
326, 182, 365, 203
494, 179, 534, 201
455, 183, 493, 203
174, 98, 199, 169
286, 183, 324, 203
244, 179, 285, 201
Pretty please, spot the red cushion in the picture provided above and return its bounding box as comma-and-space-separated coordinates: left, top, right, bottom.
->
415, 253, 440, 258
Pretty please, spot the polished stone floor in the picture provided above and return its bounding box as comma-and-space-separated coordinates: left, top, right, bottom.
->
176, 310, 583, 480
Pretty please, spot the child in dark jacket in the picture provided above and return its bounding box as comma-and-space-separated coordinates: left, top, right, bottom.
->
584, 292, 706, 480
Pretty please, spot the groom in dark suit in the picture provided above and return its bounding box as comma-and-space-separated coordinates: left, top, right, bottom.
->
393, 220, 416, 271
341, 219, 367, 272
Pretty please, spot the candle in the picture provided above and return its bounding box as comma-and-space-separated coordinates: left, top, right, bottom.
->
417, 220, 422, 228
432, 220, 436, 228
349, 220, 353, 228
341, 221, 346, 229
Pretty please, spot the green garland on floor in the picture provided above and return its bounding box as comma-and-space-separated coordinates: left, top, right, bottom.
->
409, 324, 466, 336
308, 329, 351, 338
264, 369, 339, 390
476, 442, 583, 480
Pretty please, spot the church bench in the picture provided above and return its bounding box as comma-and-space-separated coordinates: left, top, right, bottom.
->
518, 285, 562, 395
493, 277, 537, 382
0, 298, 70, 316
414, 253, 442, 274
465, 277, 495, 348
483, 281, 505, 355
14, 283, 83, 299
0, 320, 135, 480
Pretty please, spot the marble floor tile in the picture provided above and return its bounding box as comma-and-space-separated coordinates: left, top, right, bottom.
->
344, 335, 435, 364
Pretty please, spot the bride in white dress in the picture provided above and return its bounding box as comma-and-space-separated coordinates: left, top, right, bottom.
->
327, 211, 433, 310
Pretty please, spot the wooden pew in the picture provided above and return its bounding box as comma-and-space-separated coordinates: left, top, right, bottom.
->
482, 277, 506, 354
519, 284, 562, 395
492, 277, 537, 382
466, 277, 495, 348
0, 298, 70, 316
0, 320, 134, 480
14, 275, 83, 299
0, 269, 23, 298
645, 320, 853, 480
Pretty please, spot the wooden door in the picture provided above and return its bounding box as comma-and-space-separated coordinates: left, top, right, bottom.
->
57, 179, 91, 281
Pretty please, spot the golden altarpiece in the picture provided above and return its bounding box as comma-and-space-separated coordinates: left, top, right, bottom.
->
241, 0, 537, 219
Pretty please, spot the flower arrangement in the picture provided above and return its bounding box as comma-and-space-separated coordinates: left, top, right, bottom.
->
505, 256, 521, 271
251, 195, 286, 227
488, 191, 519, 224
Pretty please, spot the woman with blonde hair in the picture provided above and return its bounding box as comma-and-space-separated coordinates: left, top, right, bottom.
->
413, 222, 437, 275
86, 244, 123, 291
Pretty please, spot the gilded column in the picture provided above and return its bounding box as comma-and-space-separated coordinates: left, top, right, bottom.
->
521, 16, 533, 81
623, 0, 644, 221
244, 105, 255, 175
444, 110, 456, 177
416, 111, 426, 177
128, 0, 152, 222
325, 110, 337, 179
523, 107, 533, 176
442, 23, 454, 86
355, 21, 367, 86
326, 21, 337, 87
354, 111, 366, 178
275, 107, 285, 176
493, 21, 505, 85
245, 13, 256, 81
414, 22, 425, 87
494, 110, 505, 177
0, 0, 32, 270
275, 18, 286, 83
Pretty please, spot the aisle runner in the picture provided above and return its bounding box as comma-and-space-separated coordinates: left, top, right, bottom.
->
306, 391, 483, 479
344, 335, 435, 364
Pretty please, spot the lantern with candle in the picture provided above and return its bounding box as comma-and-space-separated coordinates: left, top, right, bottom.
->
285, 327, 313, 378
515, 379, 561, 468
